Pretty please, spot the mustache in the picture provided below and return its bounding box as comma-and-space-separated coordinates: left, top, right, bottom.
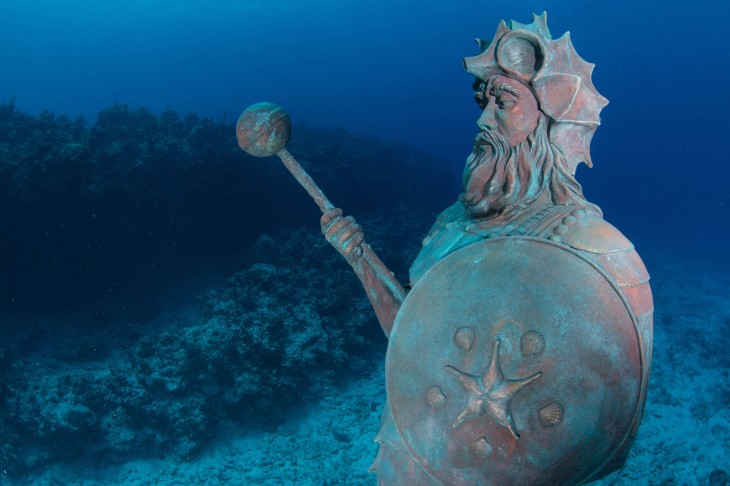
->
473, 130, 492, 147
461, 128, 518, 217
465, 129, 509, 179
472, 128, 507, 150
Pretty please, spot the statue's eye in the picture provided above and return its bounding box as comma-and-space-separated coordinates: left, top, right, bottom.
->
497, 97, 516, 109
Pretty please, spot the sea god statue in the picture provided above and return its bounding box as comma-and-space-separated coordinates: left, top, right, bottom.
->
237, 11, 653, 486
320, 12, 653, 486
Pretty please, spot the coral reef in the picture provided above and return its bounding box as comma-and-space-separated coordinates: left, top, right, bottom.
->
0, 101, 453, 477
0, 101, 456, 318
0, 228, 382, 474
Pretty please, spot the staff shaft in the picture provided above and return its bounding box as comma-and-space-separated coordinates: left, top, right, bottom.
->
275, 147, 407, 315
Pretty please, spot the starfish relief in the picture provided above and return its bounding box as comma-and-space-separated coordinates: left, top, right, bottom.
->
446, 339, 542, 438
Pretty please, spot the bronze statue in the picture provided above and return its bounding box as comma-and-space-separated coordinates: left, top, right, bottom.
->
237, 12, 652, 485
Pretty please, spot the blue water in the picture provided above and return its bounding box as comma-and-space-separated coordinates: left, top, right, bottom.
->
3, 0, 729, 252
1, 0, 729, 484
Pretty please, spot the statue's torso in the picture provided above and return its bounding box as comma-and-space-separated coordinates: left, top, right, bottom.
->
413, 202, 649, 302
411, 201, 653, 329
374, 202, 654, 485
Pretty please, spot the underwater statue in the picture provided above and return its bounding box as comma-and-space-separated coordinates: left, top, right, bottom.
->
236, 12, 653, 486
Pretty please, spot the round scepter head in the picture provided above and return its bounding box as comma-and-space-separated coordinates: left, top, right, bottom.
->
236, 102, 292, 157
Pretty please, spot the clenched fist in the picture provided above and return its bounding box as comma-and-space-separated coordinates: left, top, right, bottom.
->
321, 208, 365, 264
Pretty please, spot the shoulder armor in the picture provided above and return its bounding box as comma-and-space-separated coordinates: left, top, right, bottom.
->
557, 213, 634, 254
554, 212, 652, 317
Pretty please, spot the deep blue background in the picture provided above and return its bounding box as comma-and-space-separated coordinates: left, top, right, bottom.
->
1, 0, 728, 264
0, 2, 729, 481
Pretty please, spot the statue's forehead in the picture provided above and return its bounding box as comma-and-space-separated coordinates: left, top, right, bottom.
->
482, 75, 533, 98
478, 75, 518, 89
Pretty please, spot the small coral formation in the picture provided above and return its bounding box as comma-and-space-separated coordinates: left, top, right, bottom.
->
709, 469, 729, 486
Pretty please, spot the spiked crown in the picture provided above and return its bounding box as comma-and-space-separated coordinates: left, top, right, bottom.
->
464, 12, 608, 173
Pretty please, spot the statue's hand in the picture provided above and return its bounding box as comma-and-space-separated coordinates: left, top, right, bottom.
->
321, 208, 365, 264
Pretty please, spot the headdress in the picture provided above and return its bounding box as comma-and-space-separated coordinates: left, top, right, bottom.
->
464, 12, 608, 174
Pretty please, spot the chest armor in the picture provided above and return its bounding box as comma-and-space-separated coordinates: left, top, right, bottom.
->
377, 203, 653, 485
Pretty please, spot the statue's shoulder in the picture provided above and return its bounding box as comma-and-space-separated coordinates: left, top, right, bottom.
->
464, 203, 652, 317
555, 209, 653, 318
409, 202, 481, 286
424, 202, 468, 240
554, 210, 634, 253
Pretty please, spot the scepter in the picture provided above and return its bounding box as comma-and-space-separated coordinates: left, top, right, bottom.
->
235, 102, 407, 312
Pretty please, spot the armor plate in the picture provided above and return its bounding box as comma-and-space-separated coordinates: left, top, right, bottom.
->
386, 237, 645, 485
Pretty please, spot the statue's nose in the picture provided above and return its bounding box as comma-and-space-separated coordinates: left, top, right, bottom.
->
477, 106, 496, 131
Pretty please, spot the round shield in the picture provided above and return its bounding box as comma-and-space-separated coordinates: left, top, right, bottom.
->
386, 237, 643, 485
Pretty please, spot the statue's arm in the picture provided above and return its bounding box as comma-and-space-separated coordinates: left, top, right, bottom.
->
321, 208, 407, 338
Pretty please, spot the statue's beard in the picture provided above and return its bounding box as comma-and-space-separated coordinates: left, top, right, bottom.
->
461, 129, 541, 219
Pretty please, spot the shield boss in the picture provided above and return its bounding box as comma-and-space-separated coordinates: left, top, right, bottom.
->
386, 237, 643, 485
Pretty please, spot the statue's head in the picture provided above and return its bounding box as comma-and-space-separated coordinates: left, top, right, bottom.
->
460, 13, 605, 220
472, 74, 540, 148
465, 12, 608, 172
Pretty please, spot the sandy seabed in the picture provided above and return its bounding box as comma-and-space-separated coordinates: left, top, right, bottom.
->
8, 251, 730, 486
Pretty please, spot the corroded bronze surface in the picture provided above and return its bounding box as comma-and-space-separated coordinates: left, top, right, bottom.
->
236, 103, 408, 335
236, 102, 291, 157
242, 10, 654, 486
386, 238, 643, 485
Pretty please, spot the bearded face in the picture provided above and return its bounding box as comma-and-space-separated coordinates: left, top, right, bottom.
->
462, 120, 549, 218
461, 75, 597, 220
463, 128, 523, 217
462, 75, 542, 218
